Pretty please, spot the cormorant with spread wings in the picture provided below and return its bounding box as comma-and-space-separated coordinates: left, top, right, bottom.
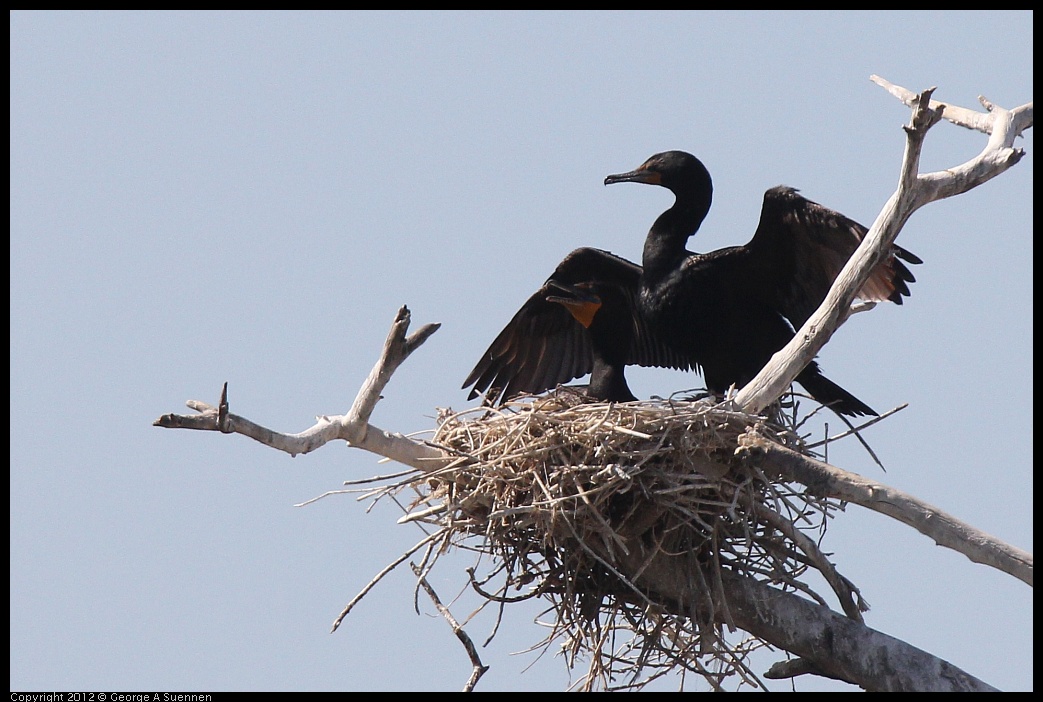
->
464, 150, 920, 416
604, 150, 921, 417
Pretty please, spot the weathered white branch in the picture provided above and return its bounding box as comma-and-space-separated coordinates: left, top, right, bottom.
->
735, 77, 1032, 415
738, 431, 1033, 586
716, 571, 998, 692
154, 305, 451, 472
592, 526, 999, 691
871, 74, 1033, 145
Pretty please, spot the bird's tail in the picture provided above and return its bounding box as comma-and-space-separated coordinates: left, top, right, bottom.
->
796, 364, 877, 418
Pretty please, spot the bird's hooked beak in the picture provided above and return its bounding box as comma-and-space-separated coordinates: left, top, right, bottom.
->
604, 164, 662, 186
546, 280, 602, 329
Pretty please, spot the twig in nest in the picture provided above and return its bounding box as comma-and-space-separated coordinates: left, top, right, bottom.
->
410, 562, 489, 692
330, 528, 446, 633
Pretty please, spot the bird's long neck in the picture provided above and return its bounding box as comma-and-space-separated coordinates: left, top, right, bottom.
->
641, 190, 710, 283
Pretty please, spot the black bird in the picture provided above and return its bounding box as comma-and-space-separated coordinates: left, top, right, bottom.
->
605, 150, 921, 417
462, 247, 690, 404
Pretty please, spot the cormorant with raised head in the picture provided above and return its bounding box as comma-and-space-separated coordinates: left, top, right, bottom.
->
462, 247, 689, 404
604, 150, 921, 417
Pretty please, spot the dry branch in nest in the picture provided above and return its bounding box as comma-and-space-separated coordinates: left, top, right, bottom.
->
366, 392, 868, 691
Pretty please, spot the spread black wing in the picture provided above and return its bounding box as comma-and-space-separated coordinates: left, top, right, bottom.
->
746, 186, 921, 329
463, 247, 689, 405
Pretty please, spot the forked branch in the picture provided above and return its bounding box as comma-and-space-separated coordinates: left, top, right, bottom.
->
153, 305, 449, 471
735, 77, 1032, 415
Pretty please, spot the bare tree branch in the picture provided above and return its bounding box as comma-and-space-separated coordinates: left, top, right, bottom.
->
585, 526, 999, 691
735, 77, 1032, 415
737, 431, 1033, 586
154, 305, 450, 471
716, 570, 999, 692
871, 74, 1033, 145
410, 563, 490, 692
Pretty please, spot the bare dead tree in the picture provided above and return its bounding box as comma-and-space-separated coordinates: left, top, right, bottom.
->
155, 78, 1032, 692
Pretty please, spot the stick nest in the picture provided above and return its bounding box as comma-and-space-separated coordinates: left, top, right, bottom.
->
382, 391, 861, 691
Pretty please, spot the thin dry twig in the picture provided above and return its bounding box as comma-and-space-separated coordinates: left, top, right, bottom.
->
410, 563, 489, 692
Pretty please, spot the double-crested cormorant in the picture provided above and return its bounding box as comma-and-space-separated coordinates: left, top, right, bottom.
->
605, 150, 921, 417
462, 247, 689, 404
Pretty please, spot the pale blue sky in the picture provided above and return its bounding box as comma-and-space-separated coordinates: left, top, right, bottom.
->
11, 11, 1032, 692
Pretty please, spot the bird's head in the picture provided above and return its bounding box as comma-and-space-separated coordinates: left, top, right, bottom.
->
605, 150, 712, 195
545, 280, 602, 329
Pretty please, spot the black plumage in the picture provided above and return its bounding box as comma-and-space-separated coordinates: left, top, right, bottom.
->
605, 150, 921, 417
462, 247, 689, 404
